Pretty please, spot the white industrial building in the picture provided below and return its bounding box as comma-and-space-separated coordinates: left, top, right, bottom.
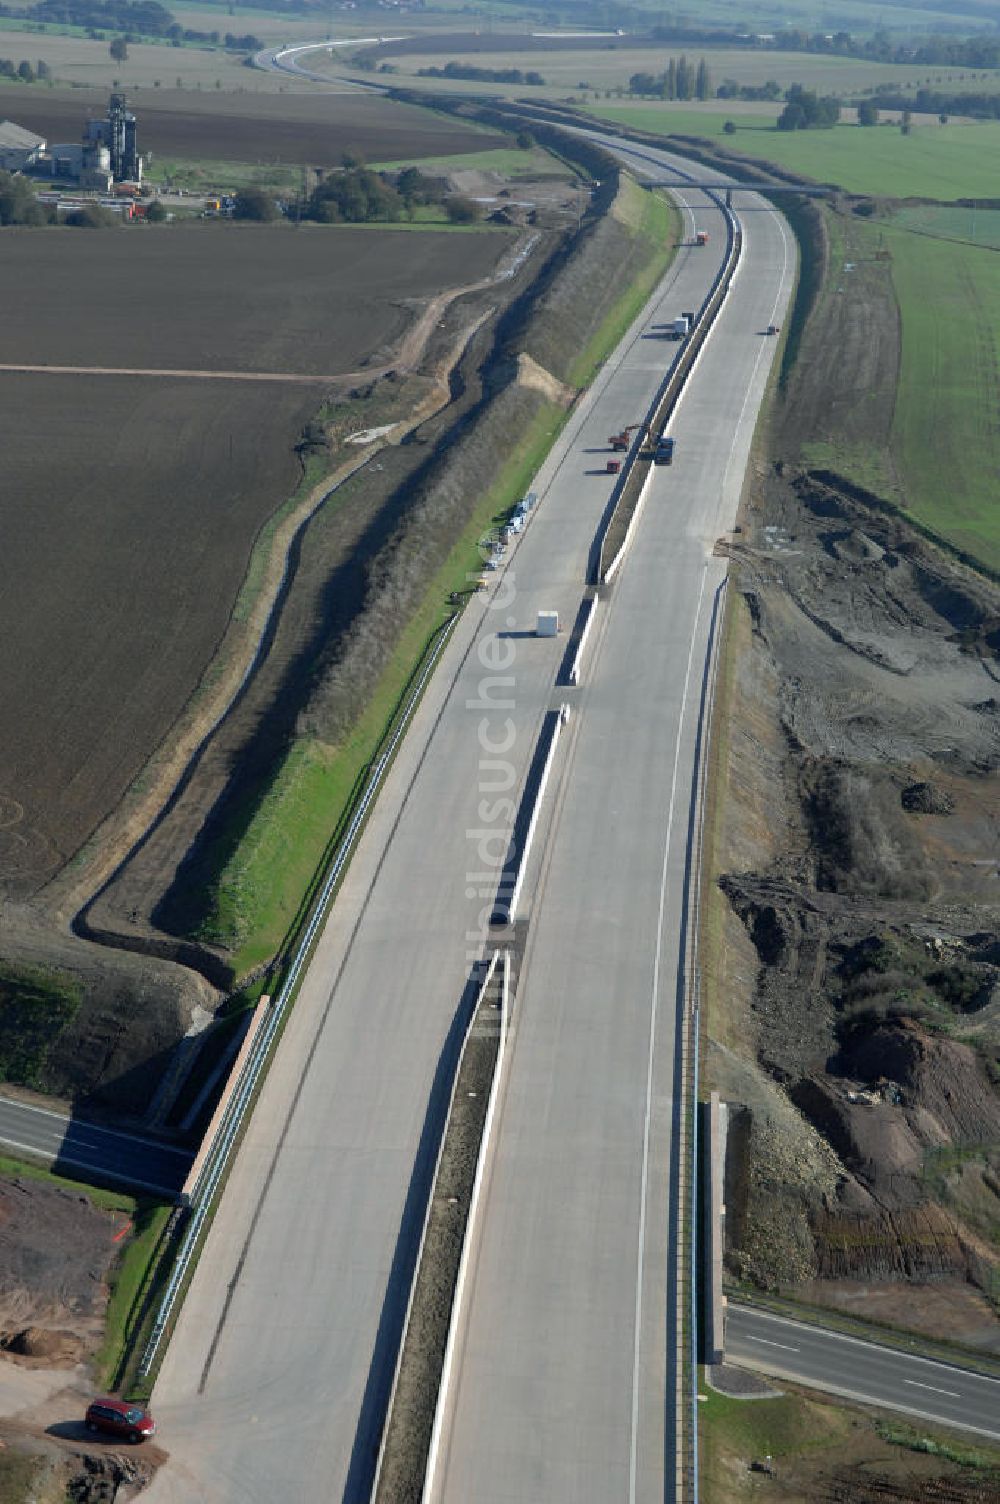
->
0, 119, 45, 172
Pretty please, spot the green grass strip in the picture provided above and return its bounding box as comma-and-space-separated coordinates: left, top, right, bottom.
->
95, 1200, 174, 1391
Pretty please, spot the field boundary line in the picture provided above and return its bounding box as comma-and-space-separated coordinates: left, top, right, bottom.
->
0, 363, 343, 384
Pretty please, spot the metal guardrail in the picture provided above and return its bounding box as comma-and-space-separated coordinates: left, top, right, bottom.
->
138, 611, 461, 1379
596, 199, 742, 585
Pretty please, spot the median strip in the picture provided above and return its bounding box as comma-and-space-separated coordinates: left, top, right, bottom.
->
372, 951, 510, 1504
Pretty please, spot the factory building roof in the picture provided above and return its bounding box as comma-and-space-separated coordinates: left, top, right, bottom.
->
0, 120, 46, 151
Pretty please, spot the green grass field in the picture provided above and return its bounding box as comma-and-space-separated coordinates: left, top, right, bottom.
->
883, 222, 1000, 571
894, 203, 1000, 249
591, 105, 1000, 198
797, 206, 1000, 575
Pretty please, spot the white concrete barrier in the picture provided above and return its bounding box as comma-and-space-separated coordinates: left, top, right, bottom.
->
569, 596, 599, 685
423, 951, 511, 1504
507, 705, 570, 919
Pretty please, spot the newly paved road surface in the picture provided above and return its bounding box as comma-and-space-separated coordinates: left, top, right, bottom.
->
146, 166, 734, 1504
0, 1095, 191, 1195
727, 1306, 1000, 1442
435, 150, 794, 1504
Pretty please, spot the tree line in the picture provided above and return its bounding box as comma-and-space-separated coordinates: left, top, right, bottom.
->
416, 61, 545, 86
0, 57, 50, 80
646, 19, 1000, 71
777, 84, 841, 130
6, 0, 175, 35
870, 86, 1000, 120
230, 164, 484, 226
0, 0, 260, 47
628, 55, 712, 99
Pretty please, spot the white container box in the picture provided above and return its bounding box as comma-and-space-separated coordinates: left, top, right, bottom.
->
536, 611, 559, 637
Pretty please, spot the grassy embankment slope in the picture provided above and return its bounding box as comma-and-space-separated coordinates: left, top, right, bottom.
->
592, 105, 1000, 575
196, 174, 677, 974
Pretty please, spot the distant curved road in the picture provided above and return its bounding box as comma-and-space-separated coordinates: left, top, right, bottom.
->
253, 37, 403, 86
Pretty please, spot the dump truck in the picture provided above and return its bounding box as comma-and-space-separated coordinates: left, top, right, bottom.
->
695, 229, 709, 246
654, 436, 675, 465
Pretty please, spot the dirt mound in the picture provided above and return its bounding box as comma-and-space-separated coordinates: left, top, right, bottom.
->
902, 781, 955, 814
1, 1327, 84, 1365
825, 1471, 1000, 1503
841, 1020, 1000, 1144
801, 761, 933, 900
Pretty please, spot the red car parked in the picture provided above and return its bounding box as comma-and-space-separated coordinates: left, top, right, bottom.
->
85, 1398, 156, 1443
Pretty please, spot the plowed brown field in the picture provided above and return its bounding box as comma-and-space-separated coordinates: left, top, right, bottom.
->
0, 84, 504, 167
0, 222, 510, 898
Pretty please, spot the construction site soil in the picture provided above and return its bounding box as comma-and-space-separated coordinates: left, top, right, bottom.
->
0, 1177, 125, 1362
0, 84, 504, 167
709, 195, 1000, 1349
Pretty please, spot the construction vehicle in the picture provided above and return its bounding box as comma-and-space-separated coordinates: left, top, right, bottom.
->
669, 315, 690, 340
695, 229, 709, 246
606, 459, 621, 474
654, 436, 675, 465
608, 422, 640, 451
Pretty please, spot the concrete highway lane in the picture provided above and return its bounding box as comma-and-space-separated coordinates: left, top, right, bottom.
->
145, 177, 732, 1503
0, 1095, 191, 1195
727, 1306, 1000, 1442
435, 161, 794, 1504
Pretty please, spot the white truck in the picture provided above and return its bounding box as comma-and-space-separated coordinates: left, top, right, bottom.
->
669, 315, 690, 340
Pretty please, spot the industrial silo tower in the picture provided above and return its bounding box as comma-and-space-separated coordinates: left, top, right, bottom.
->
107, 92, 140, 181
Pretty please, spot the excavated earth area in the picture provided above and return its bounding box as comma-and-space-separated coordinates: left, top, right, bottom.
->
713, 466, 1000, 1348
